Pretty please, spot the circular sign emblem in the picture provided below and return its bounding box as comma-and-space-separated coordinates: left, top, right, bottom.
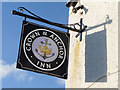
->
23, 29, 66, 71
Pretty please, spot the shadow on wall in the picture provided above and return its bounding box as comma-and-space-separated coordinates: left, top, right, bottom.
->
85, 29, 107, 82
85, 17, 112, 82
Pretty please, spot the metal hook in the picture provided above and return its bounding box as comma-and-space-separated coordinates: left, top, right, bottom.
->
17, 8, 24, 13
24, 17, 26, 21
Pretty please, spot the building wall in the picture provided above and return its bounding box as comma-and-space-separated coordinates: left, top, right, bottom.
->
66, 0, 119, 88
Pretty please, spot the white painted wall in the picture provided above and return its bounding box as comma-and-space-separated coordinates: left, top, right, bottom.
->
66, 0, 119, 88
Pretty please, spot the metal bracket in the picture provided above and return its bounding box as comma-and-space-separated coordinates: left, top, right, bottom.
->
12, 7, 87, 42
75, 18, 87, 41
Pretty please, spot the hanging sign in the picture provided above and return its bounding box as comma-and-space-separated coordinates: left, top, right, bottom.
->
17, 20, 70, 79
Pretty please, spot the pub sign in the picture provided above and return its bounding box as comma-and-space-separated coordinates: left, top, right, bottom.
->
17, 20, 70, 79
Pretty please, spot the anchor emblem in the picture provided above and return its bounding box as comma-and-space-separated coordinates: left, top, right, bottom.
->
35, 39, 55, 60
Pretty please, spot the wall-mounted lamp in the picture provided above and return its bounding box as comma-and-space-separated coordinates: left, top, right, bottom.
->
65, 0, 78, 7
72, 5, 84, 13
65, 0, 84, 14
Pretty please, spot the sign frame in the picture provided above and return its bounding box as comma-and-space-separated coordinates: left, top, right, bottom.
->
16, 20, 70, 79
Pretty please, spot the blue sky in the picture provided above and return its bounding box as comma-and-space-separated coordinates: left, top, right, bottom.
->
1, 2, 69, 88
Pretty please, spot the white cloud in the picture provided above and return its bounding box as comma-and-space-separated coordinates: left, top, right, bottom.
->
0, 60, 34, 82
56, 78, 65, 86
28, 76, 34, 82
0, 59, 66, 85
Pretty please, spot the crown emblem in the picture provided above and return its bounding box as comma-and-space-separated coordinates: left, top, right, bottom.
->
36, 39, 55, 60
